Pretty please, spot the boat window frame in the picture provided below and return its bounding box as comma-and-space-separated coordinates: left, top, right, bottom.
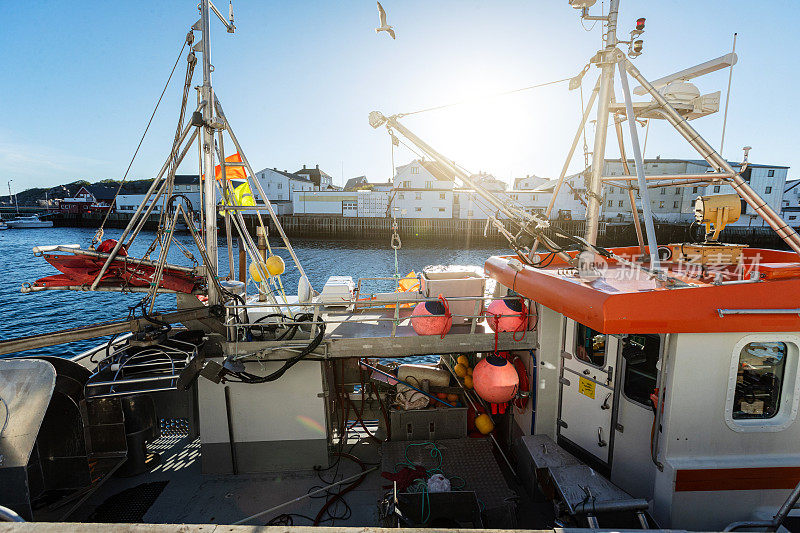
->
620, 333, 663, 410
573, 321, 607, 369
724, 335, 800, 433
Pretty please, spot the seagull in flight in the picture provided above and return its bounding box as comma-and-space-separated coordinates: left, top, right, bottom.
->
376, 2, 395, 39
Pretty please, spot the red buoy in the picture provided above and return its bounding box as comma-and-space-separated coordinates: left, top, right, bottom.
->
96, 239, 128, 257
411, 297, 452, 337
486, 298, 527, 333
473, 353, 519, 403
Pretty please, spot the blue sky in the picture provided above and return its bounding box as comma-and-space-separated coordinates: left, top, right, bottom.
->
1, 0, 798, 191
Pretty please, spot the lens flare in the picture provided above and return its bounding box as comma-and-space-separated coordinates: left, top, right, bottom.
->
295, 415, 325, 435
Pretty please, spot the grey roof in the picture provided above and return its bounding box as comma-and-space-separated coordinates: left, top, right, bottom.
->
785, 180, 800, 193
344, 176, 368, 190
85, 184, 118, 201
295, 165, 333, 186
174, 174, 199, 185
260, 167, 313, 183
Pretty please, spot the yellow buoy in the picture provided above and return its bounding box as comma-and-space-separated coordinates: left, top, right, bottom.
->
467, 367, 474, 376
454, 363, 468, 378
266, 255, 285, 276
249, 256, 285, 282
249, 262, 268, 282
463, 375, 474, 389
457, 355, 469, 367
475, 413, 494, 435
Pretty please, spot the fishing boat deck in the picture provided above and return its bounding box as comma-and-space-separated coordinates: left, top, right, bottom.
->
38, 431, 552, 529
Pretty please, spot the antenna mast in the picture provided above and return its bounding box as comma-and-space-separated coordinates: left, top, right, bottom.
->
196, 0, 235, 304
198, 0, 219, 304
583, 0, 619, 247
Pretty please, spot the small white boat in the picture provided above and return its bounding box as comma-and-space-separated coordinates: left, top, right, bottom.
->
5, 215, 54, 229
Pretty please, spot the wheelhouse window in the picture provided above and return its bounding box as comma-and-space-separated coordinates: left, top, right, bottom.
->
733, 342, 787, 420
622, 334, 661, 407
575, 323, 606, 367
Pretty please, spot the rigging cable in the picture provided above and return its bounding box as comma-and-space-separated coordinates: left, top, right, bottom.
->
91, 34, 192, 248
397, 77, 572, 118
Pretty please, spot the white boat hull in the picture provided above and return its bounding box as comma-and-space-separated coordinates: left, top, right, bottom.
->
6, 219, 53, 229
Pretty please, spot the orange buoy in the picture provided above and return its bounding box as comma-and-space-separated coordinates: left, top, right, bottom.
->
486, 298, 527, 333
473, 353, 519, 403
410, 296, 452, 337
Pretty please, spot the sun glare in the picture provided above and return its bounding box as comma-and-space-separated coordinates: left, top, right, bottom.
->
399, 79, 577, 183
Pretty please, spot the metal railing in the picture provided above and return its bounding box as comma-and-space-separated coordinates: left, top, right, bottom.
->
84, 338, 197, 399
221, 280, 535, 359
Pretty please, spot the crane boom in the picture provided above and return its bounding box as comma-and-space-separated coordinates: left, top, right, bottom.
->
369, 111, 574, 264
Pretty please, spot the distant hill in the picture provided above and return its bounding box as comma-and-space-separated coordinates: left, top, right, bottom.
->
0, 178, 155, 206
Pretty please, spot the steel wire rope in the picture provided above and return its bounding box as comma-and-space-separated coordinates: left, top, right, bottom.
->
91, 35, 192, 247
396, 77, 572, 118
157, 47, 197, 231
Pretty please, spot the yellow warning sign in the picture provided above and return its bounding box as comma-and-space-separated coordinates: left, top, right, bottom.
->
578, 377, 596, 399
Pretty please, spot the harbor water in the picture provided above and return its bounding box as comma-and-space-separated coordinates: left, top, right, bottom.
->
0, 226, 507, 359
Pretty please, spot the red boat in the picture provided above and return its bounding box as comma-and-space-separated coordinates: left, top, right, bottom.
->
29, 244, 203, 294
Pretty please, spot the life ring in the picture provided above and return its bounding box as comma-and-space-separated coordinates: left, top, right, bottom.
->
511, 354, 530, 410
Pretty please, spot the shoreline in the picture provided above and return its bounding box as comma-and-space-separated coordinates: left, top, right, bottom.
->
0, 209, 789, 249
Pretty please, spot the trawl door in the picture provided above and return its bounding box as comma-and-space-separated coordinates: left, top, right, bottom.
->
558, 319, 617, 463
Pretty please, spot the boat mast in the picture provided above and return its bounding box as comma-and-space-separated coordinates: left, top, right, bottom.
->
584, 0, 619, 247
199, 0, 219, 305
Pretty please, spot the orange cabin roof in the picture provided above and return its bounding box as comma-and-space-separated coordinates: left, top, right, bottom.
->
485, 247, 800, 334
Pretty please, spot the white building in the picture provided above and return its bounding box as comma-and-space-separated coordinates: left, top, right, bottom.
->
294, 164, 336, 190
455, 189, 543, 220
252, 167, 315, 215
782, 180, 800, 228
602, 158, 789, 225
292, 190, 358, 216
532, 173, 589, 220
471, 172, 507, 192
783, 179, 800, 210
357, 190, 389, 217
173, 174, 200, 194
514, 174, 549, 191
116, 192, 203, 215
390, 159, 454, 218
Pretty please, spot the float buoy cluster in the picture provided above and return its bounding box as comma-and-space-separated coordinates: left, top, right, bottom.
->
453, 354, 474, 389
249, 255, 285, 282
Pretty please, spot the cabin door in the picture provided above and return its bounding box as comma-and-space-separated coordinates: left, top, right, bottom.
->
558, 318, 617, 464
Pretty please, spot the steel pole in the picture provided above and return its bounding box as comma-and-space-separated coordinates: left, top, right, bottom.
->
0, 307, 217, 356
618, 63, 660, 267
584, 0, 619, 246
719, 33, 737, 157
200, 0, 220, 304
611, 96, 646, 256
